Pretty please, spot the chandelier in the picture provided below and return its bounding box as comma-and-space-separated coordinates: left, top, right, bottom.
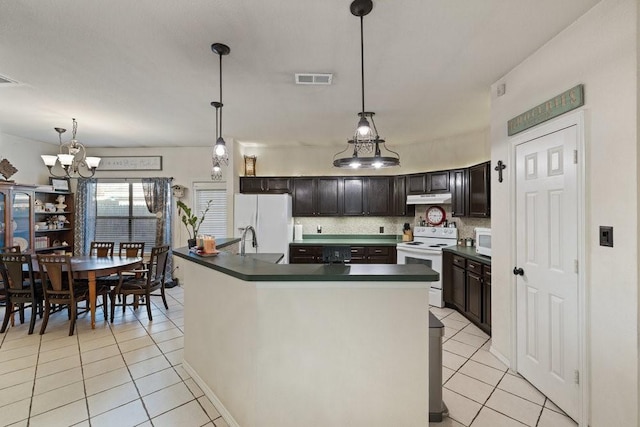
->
41, 118, 101, 178
333, 0, 400, 169
211, 43, 230, 170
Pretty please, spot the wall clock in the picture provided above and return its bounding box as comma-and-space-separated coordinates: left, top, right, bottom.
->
426, 206, 446, 226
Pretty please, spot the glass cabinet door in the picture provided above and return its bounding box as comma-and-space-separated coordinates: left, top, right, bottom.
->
11, 191, 32, 252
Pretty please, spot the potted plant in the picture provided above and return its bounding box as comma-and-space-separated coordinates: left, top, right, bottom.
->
177, 199, 212, 248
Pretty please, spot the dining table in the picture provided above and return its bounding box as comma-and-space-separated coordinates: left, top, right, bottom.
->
33, 255, 143, 329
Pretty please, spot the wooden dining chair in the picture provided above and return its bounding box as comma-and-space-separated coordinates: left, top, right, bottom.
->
99, 242, 146, 303
110, 245, 170, 322
0, 246, 22, 312
90, 241, 115, 257
37, 254, 107, 335
0, 253, 44, 334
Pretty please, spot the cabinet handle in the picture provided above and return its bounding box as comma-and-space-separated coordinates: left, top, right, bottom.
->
374, 249, 382, 253
299, 249, 307, 253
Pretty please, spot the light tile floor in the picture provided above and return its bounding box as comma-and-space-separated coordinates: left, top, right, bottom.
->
429, 306, 578, 427
0, 286, 228, 427
0, 290, 578, 427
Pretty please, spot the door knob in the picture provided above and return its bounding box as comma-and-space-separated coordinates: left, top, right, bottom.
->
513, 267, 524, 276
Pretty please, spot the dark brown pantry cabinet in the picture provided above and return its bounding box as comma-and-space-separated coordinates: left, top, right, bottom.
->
442, 248, 491, 334
468, 162, 491, 217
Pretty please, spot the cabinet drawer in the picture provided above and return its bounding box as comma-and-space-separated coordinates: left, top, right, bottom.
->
452, 255, 466, 268
467, 260, 482, 273
483, 265, 491, 281
350, 246, 366, 256
290, 246, 321, 256
367, 246, 390, 256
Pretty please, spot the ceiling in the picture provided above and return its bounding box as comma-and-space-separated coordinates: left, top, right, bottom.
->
0, 0, 599, 150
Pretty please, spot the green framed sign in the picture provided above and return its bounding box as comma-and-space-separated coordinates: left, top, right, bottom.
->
508, 84, 584, 136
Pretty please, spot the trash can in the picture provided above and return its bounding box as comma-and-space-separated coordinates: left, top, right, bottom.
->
429, 311, 447, 422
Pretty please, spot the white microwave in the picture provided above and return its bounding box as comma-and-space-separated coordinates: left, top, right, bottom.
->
475, 228, 492, 257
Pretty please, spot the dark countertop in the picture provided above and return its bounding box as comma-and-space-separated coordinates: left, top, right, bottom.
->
443, 245, 492, 265
213, 237, 240, 249
173, 247, 438, 282
291, 234, 402, 246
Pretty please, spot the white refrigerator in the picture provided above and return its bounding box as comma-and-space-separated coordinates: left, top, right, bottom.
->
233, 194, 293, 263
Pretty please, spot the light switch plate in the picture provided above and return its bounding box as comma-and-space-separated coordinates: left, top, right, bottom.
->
599, 226, 613, 247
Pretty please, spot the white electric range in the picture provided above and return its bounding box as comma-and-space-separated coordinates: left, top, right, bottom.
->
396, 226, 458, 308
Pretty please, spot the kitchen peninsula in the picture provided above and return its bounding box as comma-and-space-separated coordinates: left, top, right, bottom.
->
174, 247, 438, 427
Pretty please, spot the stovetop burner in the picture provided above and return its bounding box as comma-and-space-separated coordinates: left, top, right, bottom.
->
405, 241, 424, 246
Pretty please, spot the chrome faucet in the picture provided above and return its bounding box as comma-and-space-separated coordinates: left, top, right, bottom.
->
240, 226, 258, 256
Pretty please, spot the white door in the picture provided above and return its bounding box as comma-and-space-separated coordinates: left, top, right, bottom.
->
515, 125, 579, 419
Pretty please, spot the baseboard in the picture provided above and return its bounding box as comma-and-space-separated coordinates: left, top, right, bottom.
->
489, 345, 511, 369
183, 360, 241, 427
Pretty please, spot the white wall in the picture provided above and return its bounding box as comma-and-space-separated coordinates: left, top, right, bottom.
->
489, 0, 638, 425
237, 128, 490, 176
0, 132, 59, 184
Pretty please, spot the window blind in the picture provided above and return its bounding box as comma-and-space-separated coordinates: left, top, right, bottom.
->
94, 182, 156, 252
193, 183, 227, 239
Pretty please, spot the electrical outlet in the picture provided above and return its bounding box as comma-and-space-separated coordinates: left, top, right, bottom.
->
379, 226, 384, 233
317, 225, 322, 234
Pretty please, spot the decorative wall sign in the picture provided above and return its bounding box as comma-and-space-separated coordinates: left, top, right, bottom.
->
99, 156, 163, 171
508, 84, 584, 136
244, 155, 257, 177
0, 158, 18, 180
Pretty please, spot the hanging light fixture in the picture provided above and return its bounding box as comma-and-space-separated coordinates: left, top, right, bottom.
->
210, 101, 224, 180
211, 42, 230, 167
41, 118, 101, 178
333, 0, 400, 169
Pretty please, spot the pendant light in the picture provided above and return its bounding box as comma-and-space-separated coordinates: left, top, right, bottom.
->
41, 118, 101, 178
333, 0, 399, 169
211, 43, 230, 166
211, 101, 223, 180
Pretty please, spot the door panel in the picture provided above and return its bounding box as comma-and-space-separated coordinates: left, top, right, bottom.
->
515, 125, 579, 420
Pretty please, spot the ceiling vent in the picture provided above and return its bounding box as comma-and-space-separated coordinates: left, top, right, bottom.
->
295, 73, 333, 85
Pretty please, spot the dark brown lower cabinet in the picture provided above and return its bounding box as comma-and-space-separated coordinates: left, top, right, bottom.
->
443, 249, 491, 335
290, 244, 396, 264
289, 245, 322, 263
452, 265, 466, 312
466, 271, 482, 324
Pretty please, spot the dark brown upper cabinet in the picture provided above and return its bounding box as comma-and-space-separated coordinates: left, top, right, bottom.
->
426, 171, 450, 193
342, 177, 366, 216
292, 177, 342, 217
406, 173, 427, 195
468, 162, 491, 218
393, 176, 414, 216
240, 177, 291, 194
450, 169, 467, 217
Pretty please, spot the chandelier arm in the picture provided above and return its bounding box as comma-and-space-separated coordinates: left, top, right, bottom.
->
76, 167, 96, 179
381, 141, 400, 159
332, 143, 352, 161
45, 165, 68, 179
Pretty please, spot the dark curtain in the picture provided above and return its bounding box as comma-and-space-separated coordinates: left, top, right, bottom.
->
142, 178, 173, 279
74, 178, 98, 255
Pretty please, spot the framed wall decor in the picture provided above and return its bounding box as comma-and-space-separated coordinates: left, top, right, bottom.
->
49, 177, 70, 192
244, 155, 257, 177
99, 156, 163, 171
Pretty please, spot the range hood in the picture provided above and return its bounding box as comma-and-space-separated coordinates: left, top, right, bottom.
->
406, 193, 452, 205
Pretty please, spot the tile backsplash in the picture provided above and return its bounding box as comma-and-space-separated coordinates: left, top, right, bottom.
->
294, 205, 490, 239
